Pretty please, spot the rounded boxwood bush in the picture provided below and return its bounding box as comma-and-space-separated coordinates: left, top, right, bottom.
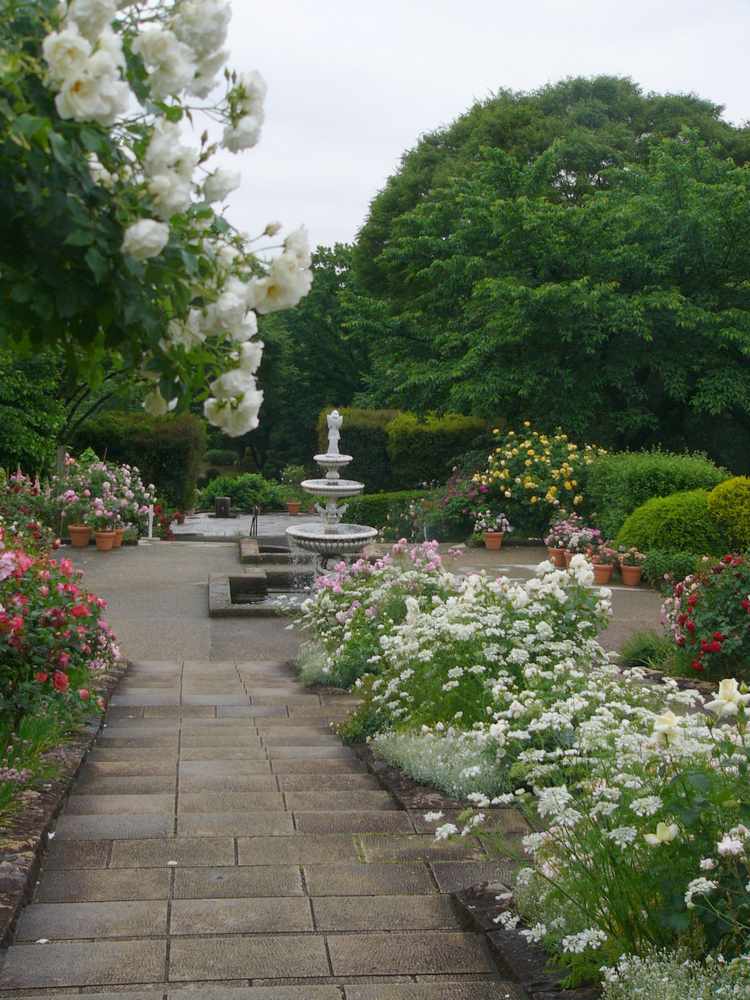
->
200, 473, 282, 511
707, 476, 750, 549
615, 489, 726, 555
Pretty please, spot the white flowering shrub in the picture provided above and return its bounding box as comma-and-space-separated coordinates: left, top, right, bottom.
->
601, 952, 750, 1000
296, 540, 456, 689
1, 0, 312, 435
508, 685, 750, 984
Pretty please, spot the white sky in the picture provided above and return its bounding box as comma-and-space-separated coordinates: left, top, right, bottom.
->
213, 0, 750, 249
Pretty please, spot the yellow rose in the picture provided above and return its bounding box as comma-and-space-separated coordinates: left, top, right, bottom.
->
574, 494, 583, 505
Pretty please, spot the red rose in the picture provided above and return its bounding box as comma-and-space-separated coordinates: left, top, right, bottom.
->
34, 671, 49, 683
686, 620, 696, 633
690, 659, 703, 671
52, 671, 69, 693
78, 688, 90, 701
71, 604, 89, 618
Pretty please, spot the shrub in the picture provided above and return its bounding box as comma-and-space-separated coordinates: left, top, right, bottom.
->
205, 448, 238, 467
707, 476, 750, 549
386, 412, 486, 488
662, 553, 750, 680
618, 629, 674, 669
317, 408, 398, 491
586, 450, 728, 538
71, 412, 206, 509
602, 952, 750, 1000
345, 490, 428, 531
200, 473, 282, 511
615, 490, 725, 555
472, 423, 606, 537
641, 549, 702, 591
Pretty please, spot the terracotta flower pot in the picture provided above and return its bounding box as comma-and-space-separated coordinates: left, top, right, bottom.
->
68, 524, 91, 548
483, 531, 504, 551
563, 550, 574, 567
94, 530, 116, 552
548, 547, 566, 568
620, 564, 643, 587
287, 501, 301, 516
593, 562, 614, 585
111, 528, 125, 549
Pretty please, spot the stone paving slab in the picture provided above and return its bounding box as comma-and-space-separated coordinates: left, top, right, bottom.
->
327, 932, 495, 976
15, 900, 168, 940
358, 835, 487, 862
293, 811, 414, 834
177, 812, 294, 837
285, 792, 397, 812
344, 984, 522, 999
303, 863, 435, 896
168, 934, 331, 980
36, 868, 171, 902
54, 815, 174, 840
44, 840, 112, 869
177, 792, 285, 813
312, 894, 461, 931
173, 865, 304, 898
74, 775, 177, 795
0, 940, 167, 988
269, 759, 367, 774
109, 837, 235, 868
277, 774, 381, 791
171, 896, 313, 934
237, 835, 361, 866
64, 794, 176, 816
168, 990, 343, 1000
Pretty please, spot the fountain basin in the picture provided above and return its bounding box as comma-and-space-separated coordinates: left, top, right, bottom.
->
286, 521, 378, 556
300, 478, 364, 498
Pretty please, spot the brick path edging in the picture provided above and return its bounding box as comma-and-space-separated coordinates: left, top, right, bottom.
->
0, 658, 129, 947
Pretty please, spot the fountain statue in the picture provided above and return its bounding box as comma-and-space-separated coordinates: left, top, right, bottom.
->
285, 410, 377, 565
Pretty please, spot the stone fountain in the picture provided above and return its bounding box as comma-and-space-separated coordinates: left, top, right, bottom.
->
286, 410, 377, 565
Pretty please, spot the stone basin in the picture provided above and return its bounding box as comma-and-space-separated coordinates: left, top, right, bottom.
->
286, 522, 378, 555
300, 478, 365, 498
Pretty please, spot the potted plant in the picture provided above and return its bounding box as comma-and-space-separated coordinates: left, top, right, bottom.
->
57, 488, 92, 547
474, 510, 512, 551
563, 522, 602, 567
591, 543, 618, 584
619, 546, 646, 586
281, 464, 306, 515
544, 512, 577, 567
111, 516, 125, 549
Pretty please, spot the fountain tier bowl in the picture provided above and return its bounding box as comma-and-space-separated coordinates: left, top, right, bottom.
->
301, 478, 365, 498
286, 521, 378, 556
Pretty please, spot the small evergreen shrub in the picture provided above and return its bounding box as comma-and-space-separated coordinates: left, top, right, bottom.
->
205, 448, 238, 466
707, 476, 750, 549
641, 549, 702, 591
386, 412, 486, 488
345, 490, 428, 530
618, 629, 674, 669
586, 450, 727, 538
615, 490, 725, 555
200, 473, 282, 511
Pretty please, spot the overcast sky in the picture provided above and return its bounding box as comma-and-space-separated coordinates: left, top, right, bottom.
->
213, 0, 750, 250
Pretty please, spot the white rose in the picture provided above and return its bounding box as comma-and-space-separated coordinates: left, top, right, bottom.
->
236, 339, 263, 373
229, 312, 258, 343
253, 253, 312, 314
122, 219, 169, 259
235, 70, 267, 115
209, 368, 257, 400
42, 25, 92, 86
173, 0, 231, 60
203, 167, 242, 204
88, 153, 115, 188
65, 0, 117, 42
166, 309, 205, 350
264, 221, 282, 237
188, 48, 228, 99
148, 172, 192, 220
132, 27, 195, 100
204, 389, 263, 436
284, 226, 312, 268
222, 113, 263, 153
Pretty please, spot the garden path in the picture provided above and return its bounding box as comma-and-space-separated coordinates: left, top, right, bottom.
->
0, 541, 527, 999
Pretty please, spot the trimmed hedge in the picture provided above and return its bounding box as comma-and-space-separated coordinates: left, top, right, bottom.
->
386, 412, 486, 488
615, 490, 726, 556
317, 408, 486, 491
200, 473, 282, 511
708, 476, 750, 549
345, 490, 428, 531
71, 412, 206, 508
586, 450, 728, 538
205, 448, 238, 466
641, 549, 703, 591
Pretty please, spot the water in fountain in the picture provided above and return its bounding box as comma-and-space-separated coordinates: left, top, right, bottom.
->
286, 409, 378, 570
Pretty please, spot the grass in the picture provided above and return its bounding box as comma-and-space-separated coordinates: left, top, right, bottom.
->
618, 629, 675, 671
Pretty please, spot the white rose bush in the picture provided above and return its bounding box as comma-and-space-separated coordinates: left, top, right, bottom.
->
297, 546, 750, 994
0, 0, 312, 435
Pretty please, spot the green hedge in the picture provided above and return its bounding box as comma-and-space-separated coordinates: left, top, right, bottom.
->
200, 473, 283, 511
317, 408, 486, 491
615, 490, 726, 556
641, 549, 703, 591
708, 476, 750, 550
71, 412, 206, 508
205, 448, 238, 467
345, 490, 428, 530
386, 413, 486, 488
586, 450, 728, 538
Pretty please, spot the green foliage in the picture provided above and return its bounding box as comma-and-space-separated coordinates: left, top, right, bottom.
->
641, 549, 703, 591
619, 629, 674, 669
200, 473, 282, 511
205, 448, 239, 467
386, 412, 486, 488
351, 77, 750, 472
616, 490, 725, 555
317, 407, 399, 491
345, 490, 428, 531
71, 411, 206, 508
586, 451, 728, 538
707, 476, 750, 549
0, 348, 66, 474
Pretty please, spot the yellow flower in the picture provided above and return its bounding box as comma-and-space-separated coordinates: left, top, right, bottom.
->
527, 449, 535, 457
523, 420, 530, 427
574, 494, 583, 505
524, 459, 532, 467
564, 480, 573, 490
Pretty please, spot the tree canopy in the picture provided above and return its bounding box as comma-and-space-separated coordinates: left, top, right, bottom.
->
351, 77, 750, 471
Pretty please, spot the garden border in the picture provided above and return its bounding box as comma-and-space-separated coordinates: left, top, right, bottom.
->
0, 657, 129, 948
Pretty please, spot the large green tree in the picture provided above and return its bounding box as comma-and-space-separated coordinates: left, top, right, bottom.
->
352, 78, 750, 471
